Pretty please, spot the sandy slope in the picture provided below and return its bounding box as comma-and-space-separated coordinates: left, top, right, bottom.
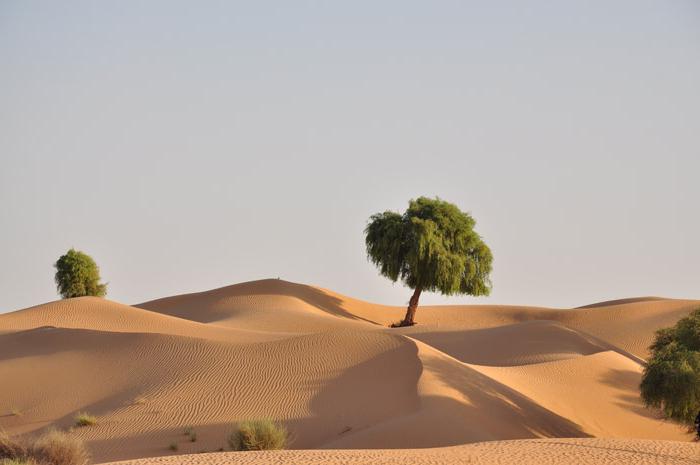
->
473, 351, 686, 440
139, 280, 698, 358
102, 439, 700, 465
136, 280, 382, 333
1, 279, 697, 464
0, 297, 278, 342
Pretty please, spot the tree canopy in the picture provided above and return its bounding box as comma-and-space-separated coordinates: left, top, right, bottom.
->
640, 308, 700, 425
54, 248, 107, 299
365, 196, 492, 326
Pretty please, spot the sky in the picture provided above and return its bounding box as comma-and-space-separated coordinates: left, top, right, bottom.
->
1, 1, 699, 313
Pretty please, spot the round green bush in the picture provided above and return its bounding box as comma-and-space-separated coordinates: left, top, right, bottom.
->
54, 249, 107, 299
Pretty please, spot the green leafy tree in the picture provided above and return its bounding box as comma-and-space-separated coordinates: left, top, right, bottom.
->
54, 249, 107, 299
365, 196, 493, 327
641, 308, 700, 425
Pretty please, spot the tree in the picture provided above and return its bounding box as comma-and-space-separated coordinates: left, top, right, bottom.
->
365, 196, 493, 327
54, 249, 107, 299
641, 308, 700, 425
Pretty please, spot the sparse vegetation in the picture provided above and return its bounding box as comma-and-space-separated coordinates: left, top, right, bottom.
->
0, 459, 33, 465
54, 249, 107, 299
182, 426, 197, 442
365, 197, 493, 326
32, 430, 89, 465
73, 413, 96, 427
168, 442, 178, 452
228, 419, 287, 451
0, 431, 27, 462
0, 429, 88, 465
641, 308, 700, 425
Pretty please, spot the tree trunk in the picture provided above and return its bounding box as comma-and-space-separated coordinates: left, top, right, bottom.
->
399, 286, 422, 327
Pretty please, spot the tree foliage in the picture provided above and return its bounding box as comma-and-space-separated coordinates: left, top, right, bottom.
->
641, 308, 700, 425
54, 249, 107, 299
365, 197, 492, 325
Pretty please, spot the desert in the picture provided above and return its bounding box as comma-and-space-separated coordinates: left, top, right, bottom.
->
1, 279, 698, 464
3, 2, 699, 464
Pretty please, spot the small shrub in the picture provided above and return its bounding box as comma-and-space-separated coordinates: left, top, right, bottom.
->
31, 430, 89, 465
189, 432, 197, 443
0, 459, 34, 465
183, 426, 193, 436
0, 431, 28, 462
0, 429, 88, 465
228, 419, 287, 451
73, 413, 96, 427
168, 442, 178, 452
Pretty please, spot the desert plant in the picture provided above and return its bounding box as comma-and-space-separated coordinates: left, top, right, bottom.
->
73, 413, 96, 427
0, 459, 33, 465
54, 249, 107, 299
228, 419, 287, 451
0, 429, 88, 465
168, 442, 178, 451
641, 308, 700, 425
0, 431, 28, 462
31, 430, 89, 465
365, 197, 493, 326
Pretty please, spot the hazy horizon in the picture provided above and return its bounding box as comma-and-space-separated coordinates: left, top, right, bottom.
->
2, 1, 699, 313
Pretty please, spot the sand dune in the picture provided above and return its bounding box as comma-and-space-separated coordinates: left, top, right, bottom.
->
0, 297, 277, 342
102, 439, 700, 465
401, 320, 610, 366
137, 280, 382, 333
576, 296, 667, 309
138, 279, 699, 358
1, 278, 697, 464
473, 351, 687, 440
0, 327, 421, 462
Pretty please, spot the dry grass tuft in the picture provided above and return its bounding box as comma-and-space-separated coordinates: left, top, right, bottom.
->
73, 413, 96, 428
0, 430, 88, 465
228, 419, 287, 451
31, 430, 89, 465
0, 431, 28, 462
1, 459, 35, 465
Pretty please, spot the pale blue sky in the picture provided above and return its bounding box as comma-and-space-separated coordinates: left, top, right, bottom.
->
2, 1, 699, 312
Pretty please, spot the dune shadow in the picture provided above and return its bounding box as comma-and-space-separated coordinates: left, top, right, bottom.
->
423, 350, 592, 442
409, 321, 606, 366
305, 336, 590, 449
0, 327, 143, 362
300, 337, 423, 447
597, 367, 686, 423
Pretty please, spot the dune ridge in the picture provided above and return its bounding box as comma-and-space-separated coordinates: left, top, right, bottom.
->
1, 279, 697, 464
